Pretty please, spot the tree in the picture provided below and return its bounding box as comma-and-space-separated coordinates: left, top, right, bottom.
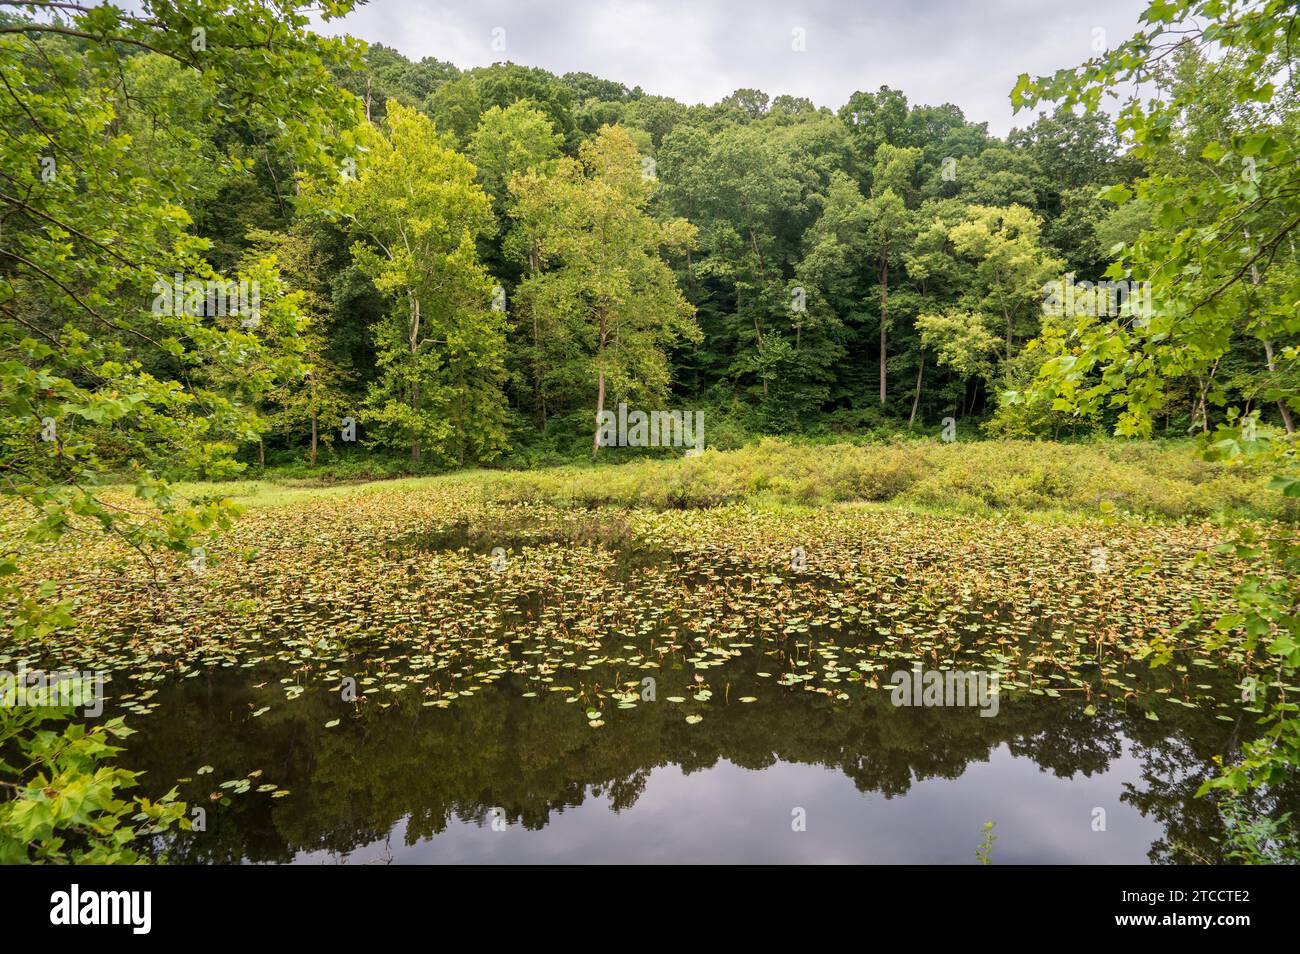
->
901, 200, 976, 423
1013, 0, 1300, 806
794, 171, 868, 414
335, 102, 506, 465
427, 63, 578, 149
915, 311, 1001, 393
510, 126, 699, 458
955, 147, 1045, 209
656, 112, 849, 411
947, 204, 1062, 359
334, 43, 459, 125
865, 145, 922, 405
838, 86, 913, 182
468, 102, 563, 216
0, 0, 364, 862
245, 227, 354, 464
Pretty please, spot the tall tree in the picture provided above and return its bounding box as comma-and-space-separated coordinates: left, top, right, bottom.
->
0, 0, 364, 862
469, 102, 564, 216
947, 204, 1062, 359
1014, 0, 1300, 800
244, 226, 354, 464
336, 103, 506, 465
865, 144, 922, 405
510, 125, 699, 458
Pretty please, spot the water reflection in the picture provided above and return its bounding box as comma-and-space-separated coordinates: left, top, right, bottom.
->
123, 659, 1284, 864
295, 750, 1164, 865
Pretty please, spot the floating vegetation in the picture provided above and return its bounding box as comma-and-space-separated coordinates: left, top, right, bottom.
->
16, 488, 1260, 730
9, 484, 1281, 862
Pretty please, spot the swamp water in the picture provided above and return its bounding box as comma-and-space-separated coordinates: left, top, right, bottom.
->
21, 491, 1292, 863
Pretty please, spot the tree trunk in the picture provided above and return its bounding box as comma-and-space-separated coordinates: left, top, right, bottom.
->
408, 292, 421, 463
879, 255, 889, 406
533, 307, 545, 427
457, 395, 466, 467
591, 310, 608, 460
530, 247, 547, 429
746, 229, 768, 397
1191, 360, 1219, 434
258, 437, 265, 467
310, 409, 318, 464
1263, 339, 1296, 434
1246, 248, 1294, 434
592, 369, 606, 460
748, 228, 768, 283
909, 352, 924, 428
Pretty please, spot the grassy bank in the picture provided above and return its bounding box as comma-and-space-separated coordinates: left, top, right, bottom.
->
168, 437, 1286, 522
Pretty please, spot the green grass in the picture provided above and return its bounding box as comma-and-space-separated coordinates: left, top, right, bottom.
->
168, 437, 1287, 523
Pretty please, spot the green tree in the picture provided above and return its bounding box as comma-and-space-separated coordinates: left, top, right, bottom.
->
427, 63, 578, 149
947, 204, 1063, 360
865, 145, 922, 405
656, 112, 849, 412
335, 103, 507, 466
245, 227, 354, 464
838, 86, 913, 182
793, 171, 869, 415
469, 102, 564, 216
1013, 0, 1300, 805
510, 126, 699, 458
0, 0, 364, 862
916, 310, 1001, 383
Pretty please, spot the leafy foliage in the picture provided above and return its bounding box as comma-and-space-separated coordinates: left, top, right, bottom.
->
0, 0, 364, 863
5, 0, 1299, 864
1013, 0, 1300, 814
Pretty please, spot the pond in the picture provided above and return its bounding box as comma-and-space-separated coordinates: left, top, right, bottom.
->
118, 661, 1238, 864
18, 487, 1292, 863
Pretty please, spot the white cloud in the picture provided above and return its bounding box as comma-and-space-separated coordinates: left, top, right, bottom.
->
315, 0, 1151, 135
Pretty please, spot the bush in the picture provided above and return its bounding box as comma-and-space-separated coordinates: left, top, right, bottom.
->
0, 707, 187, 864
460, 437, 1282, 520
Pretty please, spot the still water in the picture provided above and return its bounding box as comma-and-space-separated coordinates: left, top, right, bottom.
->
294, 750, 1163, 865
121, 660, 1235, 864
60, 503, 1282, 864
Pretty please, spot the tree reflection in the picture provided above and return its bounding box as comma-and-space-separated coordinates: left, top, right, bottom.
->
127, 651, 1287, 864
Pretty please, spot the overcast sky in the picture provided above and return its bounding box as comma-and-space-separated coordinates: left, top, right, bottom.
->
313, 0, 1151, 136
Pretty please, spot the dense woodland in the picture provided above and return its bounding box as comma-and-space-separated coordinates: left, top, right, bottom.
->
13, 27, 1292, 471
236, 48, 1152, 464
257, 45, 1300, 465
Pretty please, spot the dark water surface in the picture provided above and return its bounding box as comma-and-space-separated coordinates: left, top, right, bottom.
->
118, 653, 1244, 864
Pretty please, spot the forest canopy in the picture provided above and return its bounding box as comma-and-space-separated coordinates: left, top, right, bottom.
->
4, 3, 1295, 481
